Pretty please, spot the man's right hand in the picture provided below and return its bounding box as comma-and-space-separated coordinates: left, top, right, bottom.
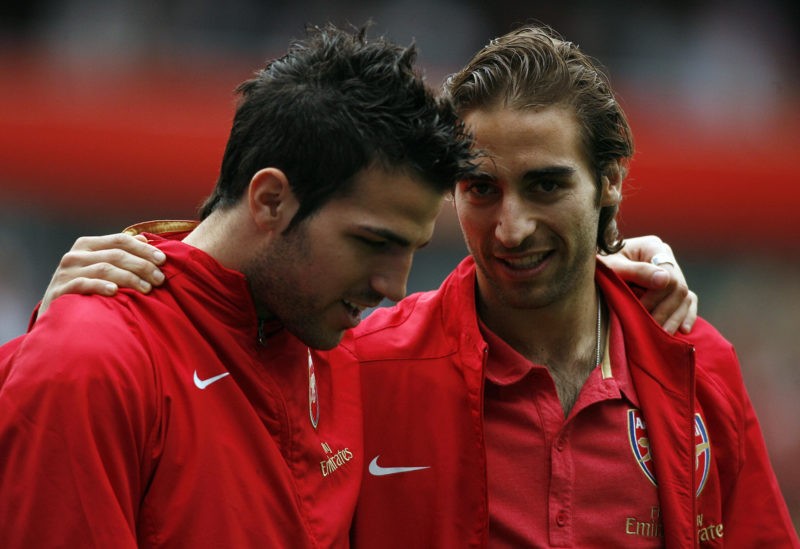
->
40, 234, 167, 316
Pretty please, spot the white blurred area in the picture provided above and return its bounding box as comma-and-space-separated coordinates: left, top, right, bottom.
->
1, 0, 798, 530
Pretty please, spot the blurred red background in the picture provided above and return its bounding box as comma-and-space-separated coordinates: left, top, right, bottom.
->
2, 51, 798, 254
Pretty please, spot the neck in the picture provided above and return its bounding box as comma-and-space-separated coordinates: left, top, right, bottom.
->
182, 206, 278, 323
478, 273, 605, 416
183, 208, 251, 272
477, 274, 600, 373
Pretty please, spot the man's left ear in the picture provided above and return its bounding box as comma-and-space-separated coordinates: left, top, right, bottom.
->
248, 167, 299, 232
600, 161, 624, 207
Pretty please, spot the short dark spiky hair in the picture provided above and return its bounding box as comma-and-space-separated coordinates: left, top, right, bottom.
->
200, 24, 476, 229
445, 24, 634, 254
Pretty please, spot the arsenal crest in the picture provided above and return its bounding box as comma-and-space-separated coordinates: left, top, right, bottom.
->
628, 409, 657, 486
694, 413, 710, 496
308, 349, 319, 430
627, 408, 711, 496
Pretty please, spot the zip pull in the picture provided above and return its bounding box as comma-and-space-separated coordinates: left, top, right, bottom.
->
257, 318, 267, 346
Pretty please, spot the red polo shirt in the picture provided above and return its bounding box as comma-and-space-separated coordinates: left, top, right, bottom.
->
482, 307, 665, 548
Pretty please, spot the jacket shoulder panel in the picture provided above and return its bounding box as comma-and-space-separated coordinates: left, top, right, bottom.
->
354, 289, 459, 362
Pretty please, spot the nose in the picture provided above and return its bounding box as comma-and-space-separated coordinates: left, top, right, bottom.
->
370, 254, 412, 303
495, 196, 536, 248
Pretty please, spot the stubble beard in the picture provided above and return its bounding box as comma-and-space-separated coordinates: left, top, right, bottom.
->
245, 229, 343, 351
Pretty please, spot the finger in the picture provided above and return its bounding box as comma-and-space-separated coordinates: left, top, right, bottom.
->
619, 237, 683, 287
636, 270, 686, 321
679, 291, 699, 334
76, 260, 160, 293
73, 234, 166, 265
40, 261, 158, 317
60, 277, 120, 297
60, 249, 165, 289
647, 282, 692, 333
656, 296, 691, 335
618, 235, 666, 263
598, 254, 671, 290
636, 265, 684, 309
662, 291, 697, 335
39, 277, 119, 315
628, 263, 672, 291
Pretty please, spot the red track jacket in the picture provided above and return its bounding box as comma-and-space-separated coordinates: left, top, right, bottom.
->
350, 257, 798, 548
0, 235, 362, 548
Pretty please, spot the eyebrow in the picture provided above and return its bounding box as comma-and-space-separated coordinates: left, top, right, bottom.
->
465, 165, 577, 183
521, 166, 577, 181
463, 171, 495, 182
359, 226, 419, 248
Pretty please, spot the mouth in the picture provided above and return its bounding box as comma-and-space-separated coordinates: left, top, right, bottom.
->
341, 299, 372, 327
342, 299, 367, 316
498, 250, 551, 270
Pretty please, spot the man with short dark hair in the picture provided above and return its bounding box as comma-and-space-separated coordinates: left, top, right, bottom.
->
0, 24, 476, 547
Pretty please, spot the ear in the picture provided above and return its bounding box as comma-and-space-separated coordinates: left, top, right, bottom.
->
599, 160, 624, 208
248, 168, 299, 232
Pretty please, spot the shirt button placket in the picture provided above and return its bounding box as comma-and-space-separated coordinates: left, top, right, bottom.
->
549, 430, 573, 545
556, 509, 569, 527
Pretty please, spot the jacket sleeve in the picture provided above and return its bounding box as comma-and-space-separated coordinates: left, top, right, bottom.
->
0, 296, 157, 548
701, 343, 799, 546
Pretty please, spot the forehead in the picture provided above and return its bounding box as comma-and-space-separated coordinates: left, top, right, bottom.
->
318, 164, 445, 243
463, 105, 588, 175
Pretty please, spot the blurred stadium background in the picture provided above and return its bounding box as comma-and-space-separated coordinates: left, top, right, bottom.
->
1, 0, 798, 531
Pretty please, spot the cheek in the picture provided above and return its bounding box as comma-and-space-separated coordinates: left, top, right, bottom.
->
309, 246, 363, 291
457, 218, 482, 246
456, 205, 487, 240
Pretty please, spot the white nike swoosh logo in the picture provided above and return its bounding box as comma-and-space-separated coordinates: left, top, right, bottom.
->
193, 370, 230, 389
368, 455, 430, 476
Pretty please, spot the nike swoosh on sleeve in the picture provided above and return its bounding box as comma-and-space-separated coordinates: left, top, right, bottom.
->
368, 455, 430, 476
193, 370, 230, 389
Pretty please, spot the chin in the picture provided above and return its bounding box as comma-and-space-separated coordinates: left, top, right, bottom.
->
495, 286, 556, 310
298, 329, 344, 351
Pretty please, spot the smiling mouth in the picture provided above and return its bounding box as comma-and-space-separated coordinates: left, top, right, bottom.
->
499, 251, 551, 270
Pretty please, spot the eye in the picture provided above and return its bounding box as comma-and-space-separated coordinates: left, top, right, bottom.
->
356, 236, 388, 249
461, 179, 498, 200
534, 180, 560, 193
